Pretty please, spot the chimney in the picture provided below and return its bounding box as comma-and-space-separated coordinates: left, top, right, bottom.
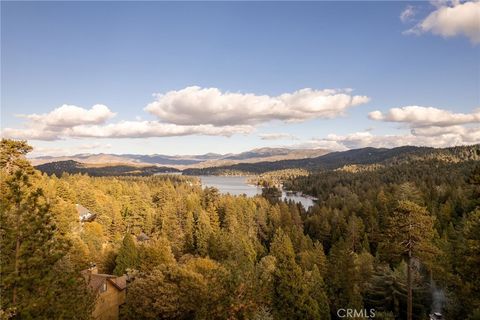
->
88, 262, 98, 274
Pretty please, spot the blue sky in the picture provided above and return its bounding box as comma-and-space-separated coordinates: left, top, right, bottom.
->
1, 1, 479, 156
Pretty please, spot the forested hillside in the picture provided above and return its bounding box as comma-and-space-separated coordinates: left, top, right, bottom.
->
183, 145, 480, 175
284, 159, 480, 319
35, 160, 180, 177
1, 139, 479, 319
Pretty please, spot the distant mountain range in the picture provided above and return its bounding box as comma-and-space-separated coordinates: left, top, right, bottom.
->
182, 144, 480, 175
30, 147, 331, 168
33, 145, 479, 177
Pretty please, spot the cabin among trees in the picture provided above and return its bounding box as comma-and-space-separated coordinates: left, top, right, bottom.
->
76, 204, 97, 222
82, 265, 127, 320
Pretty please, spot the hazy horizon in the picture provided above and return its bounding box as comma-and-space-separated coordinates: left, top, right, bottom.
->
26, 143, 480, 159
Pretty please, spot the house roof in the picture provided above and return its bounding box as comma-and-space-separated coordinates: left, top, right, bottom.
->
76, 204, 97, 222
136, 232, 150, 242
76, 204, 91, 216
81, 272, 127, 292
108, 275, 127, 290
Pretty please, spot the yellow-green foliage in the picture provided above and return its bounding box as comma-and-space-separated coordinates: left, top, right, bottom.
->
2, 139, 479, 319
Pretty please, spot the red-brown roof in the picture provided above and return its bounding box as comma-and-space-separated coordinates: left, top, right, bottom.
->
81, 271, 127, 292
108, 275, 127, 290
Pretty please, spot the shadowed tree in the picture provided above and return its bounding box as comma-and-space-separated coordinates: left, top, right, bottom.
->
114, 233, 139, 275
382, 200, 438, 320
270, 229, 324, 319
124, 256, 229, 320
326, 239, 363, 314
0, 139, 94, 318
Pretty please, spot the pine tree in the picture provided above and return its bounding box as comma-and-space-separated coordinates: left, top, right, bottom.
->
138, 237, 176, 272
124, 257, 229, 319
81, 221, 106, 262
193, 209, 212, 256
0, 139, 94, 318
382, 200, 438, 320
298, 241, 327, 275
346, 214, 365, 253
270, 229, 317, 319
326, 239, 363, 314
308, 265, 331, 319
114, 233, 139, 275
458, 209, 480, 316
364, 265, 408, 317
183, 209, 196, 253
0, 139, 33, 173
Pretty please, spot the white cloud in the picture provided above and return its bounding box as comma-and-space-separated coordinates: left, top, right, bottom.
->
405, 1, 480, 44
1, 120, 253, 141
29, 143, 113, 157
1, 102, 253, 141
294, 139, 348, 151
303, 126, 480, 151
369, 106, 480, 127
259, 133, 298, 141
3, 87, 368, 141
67, 121, 253, 138
19, 104, 116, 127
410, 124, 465, 136
410, 125, 480, 143
400, 5, 417, 22
366, 105, 479, 149
1, 127, 61, 141
145, 86, 370, 126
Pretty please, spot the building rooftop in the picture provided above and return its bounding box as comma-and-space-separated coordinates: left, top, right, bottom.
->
81, 267, 127, 291
136, 232, 150, 242
76, 204, 97, 222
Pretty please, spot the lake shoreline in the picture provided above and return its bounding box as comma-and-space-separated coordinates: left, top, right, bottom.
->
197, 175, 316, 209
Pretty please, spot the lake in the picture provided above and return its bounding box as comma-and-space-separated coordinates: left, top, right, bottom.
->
198, 175, 316, 209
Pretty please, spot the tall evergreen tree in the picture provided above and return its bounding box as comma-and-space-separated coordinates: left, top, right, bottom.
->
270, 229, 319, 319
382, 200, 438, 320
114, 233, 139, 275
458, 209, 480, 316
326, 239, 363, 314
308, 265, 331, 320
364, 265, 408, 318
0, 139, 94, 318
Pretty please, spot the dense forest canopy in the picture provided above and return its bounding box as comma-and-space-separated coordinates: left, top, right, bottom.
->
34, 160, 180, 177
1, 139, 479, 319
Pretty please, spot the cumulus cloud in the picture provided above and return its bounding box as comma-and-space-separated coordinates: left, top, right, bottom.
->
19, 104, 116, 127
259, 133, 298, 141
67, 122, 253, 138
1, 127, 61, 141
405, 1, 480, 44
409, 125, 480, 144
2, 87, 368, 141
1, 101, 254, 141
400, 5, 417, 22
365, 105, 479, 149
302, 126, 480, 151
1, 120, 253, 141
145, 86, 370, 126
369, 106, 480, 127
